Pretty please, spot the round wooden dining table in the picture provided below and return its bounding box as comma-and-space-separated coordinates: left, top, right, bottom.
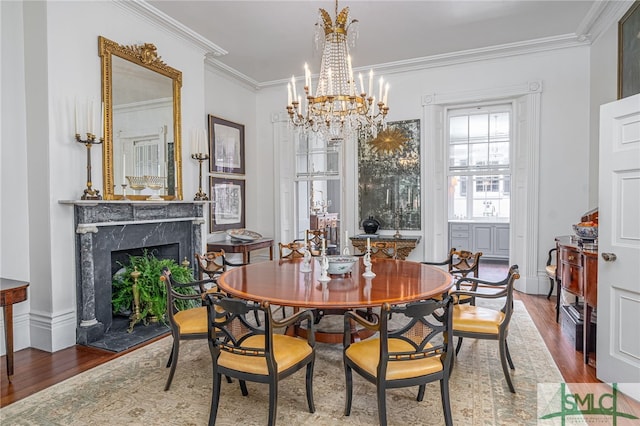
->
217, 257, 454, 342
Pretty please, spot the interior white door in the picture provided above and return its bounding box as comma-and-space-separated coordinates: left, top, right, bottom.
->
597, 93, 640, 401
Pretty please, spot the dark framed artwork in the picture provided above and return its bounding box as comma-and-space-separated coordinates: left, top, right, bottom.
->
618, 1, 640, 99
208, 115, 245, 174
209, 177, 245, 231
358, 119, 421, 231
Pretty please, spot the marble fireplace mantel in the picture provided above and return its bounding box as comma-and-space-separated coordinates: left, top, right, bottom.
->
60, 200, 207, 345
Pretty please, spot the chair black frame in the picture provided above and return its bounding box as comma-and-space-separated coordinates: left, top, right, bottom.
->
204, 294, 316, 426
343, 298, 454, 426
450, 264, 520, 393
423, 247, 482, 278
161, 267, 216, 391
546, 247, 558, 300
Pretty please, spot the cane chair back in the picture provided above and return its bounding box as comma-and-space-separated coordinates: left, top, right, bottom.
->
278, 241, 306, 259
204, 294, 317, 426
451, 264, 520, 393
305, 229, 327, 256
343, 297, 454, 426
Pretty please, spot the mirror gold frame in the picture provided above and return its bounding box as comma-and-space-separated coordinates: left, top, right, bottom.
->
99, 36, 183, 200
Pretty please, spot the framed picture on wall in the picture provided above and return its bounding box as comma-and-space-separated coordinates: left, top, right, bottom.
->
618, 0, 640, 99
210, 177, 246, 232
208, 115, 245, 174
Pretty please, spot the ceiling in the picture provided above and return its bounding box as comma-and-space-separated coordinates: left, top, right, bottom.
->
147, 1, 602, 85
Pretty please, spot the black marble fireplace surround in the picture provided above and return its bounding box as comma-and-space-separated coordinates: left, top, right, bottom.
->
61, 201, 205, 346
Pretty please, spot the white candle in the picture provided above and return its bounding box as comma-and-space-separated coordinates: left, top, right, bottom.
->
74, 99, 78, 135
386, 189, 389, 205
379, 77, 384, 101
345, 230, 348, 243
291, 76, 297, 100
367, 237, 371, 250
87, 100, 92, 134
322, 238, 326, 251
368, 70, 373, 97
359, 73, 364, 95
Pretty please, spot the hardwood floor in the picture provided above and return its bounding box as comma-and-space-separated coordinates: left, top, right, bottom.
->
0, 264, 598, 408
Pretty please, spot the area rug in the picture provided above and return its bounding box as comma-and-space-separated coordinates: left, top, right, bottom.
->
0, 300, 562, 425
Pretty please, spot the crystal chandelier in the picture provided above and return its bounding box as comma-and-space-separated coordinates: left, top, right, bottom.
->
286, 0, 389, 139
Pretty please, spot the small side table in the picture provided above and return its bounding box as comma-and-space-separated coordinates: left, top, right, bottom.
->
1, 278, 29, 382
206, 237, 274, 264
350, 235, 422, 260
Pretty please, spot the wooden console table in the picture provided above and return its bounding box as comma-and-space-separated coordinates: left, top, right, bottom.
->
350, 235, 421, 260
1, 278, 29, 382
555, 235, 598, 365
207, 237, 274, 264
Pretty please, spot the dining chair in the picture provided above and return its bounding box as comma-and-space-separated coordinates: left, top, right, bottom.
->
305, 229, 327, 256
546, 247, 558, 300
423, 247, 482, 278
160, 267, 216, 391
343, 297, 454, 426
204, 294, 317, 426
278, 241, 306, 259
195, 250, 262, 325
450, 264, 520, 393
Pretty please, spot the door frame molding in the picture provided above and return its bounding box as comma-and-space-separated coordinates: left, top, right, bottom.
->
422, 81, 543, 293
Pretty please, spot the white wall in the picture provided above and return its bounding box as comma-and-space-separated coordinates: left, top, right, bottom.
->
0, 0, 31, 354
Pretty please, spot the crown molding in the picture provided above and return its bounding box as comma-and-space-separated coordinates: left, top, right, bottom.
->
204, 54, 261, 92
113, 0, 227, 56
576, 0, 636, 43
258, 34, 589, 90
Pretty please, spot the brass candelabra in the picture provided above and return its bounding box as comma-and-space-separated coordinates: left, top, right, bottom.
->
191, 152, 209, 201
76, 133, 103, 200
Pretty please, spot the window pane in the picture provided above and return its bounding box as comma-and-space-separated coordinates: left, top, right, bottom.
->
469, 114, 488, 140
469, 143, 488, 166
490, 112, 510, 140
448, 176, 468, 220
489, 142, 509, 165
449, 116, 468, 141
449, 144, 468, 167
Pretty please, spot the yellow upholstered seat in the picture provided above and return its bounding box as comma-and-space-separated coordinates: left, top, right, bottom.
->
451, 265, 520, 393
346, 338, 442, 380
205, 295, 316, 426
173, 306, 208, 334
219, 334, 313, 375
343, 298, 454, 426
452, 304, 505, 334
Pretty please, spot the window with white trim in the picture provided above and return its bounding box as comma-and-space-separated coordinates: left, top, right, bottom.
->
447, 104, 511, 220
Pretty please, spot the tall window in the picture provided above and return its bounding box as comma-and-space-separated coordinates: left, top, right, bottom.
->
447, 104, 511, 220
294, 133, 342, 242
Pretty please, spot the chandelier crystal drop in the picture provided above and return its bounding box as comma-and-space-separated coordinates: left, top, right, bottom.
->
286, 0, 389, 140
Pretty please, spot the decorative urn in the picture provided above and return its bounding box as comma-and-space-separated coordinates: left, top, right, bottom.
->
362, 216, 380, 234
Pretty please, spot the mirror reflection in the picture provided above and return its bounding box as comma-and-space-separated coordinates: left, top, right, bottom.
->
99, 36, 183, 200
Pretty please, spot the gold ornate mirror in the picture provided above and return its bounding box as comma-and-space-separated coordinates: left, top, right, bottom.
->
99, 36, 182, 200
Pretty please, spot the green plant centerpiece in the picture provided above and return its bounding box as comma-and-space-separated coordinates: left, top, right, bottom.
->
112, 250, 198, 331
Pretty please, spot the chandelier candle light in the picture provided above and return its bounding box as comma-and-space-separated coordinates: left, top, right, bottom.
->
191, 129, 209, 201
75, 99, 103, 200
286, 0, 389, 138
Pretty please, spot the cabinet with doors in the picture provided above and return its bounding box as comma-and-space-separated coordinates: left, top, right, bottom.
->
448, 222, 509, 259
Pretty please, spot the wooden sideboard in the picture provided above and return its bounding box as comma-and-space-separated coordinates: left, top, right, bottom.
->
555, 235, 598, 364
350, 235, 421, 260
